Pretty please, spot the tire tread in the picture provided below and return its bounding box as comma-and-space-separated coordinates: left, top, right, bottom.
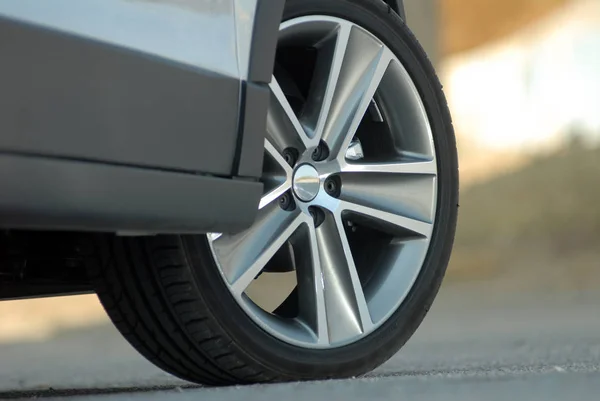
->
87, 235, 273, 385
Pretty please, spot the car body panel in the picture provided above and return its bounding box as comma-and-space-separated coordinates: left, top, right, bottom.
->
0, 154, 263, 234
0, 0, 284, 233
0, 15, 240, 175
0, 0, 240, 78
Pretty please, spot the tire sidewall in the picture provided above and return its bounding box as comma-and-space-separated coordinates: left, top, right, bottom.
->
185, 0, 458, 379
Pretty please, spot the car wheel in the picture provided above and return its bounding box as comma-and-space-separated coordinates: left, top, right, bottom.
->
87, 0, 458, 385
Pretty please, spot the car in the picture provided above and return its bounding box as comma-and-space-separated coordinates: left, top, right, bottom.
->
0, 0, 458, 385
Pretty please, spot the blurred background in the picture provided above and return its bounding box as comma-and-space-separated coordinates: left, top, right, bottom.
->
416, 0, 600, 291
0, 0, 598, 392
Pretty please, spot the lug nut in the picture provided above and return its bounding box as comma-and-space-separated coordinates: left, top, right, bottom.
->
308, 206, 324, 228
279, 192, 294, 211
324, 176, 341, 197
325, 180, 336, 193
282, 148, 298, 166
311, 141, 330, 162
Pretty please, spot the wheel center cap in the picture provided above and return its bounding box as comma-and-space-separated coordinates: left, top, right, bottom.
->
293, 164, 320, 202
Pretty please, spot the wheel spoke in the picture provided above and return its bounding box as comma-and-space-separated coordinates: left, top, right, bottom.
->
341, 159, 437, 175
311, 212, 372, 343
339, 200, 433, 238
260, 140, 293, 209
258, 178, 291, 210
211, 205, 305, 296
294, 223, 329, 345
338, 160, 437, 224
265, 139, 294, 177
299, 22, 351, 142
324, 45, 392, 159
301, 22, 392, 158
268, 78, 313, 151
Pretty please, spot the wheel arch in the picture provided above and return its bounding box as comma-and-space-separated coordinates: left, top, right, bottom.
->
384, 0, 406, 21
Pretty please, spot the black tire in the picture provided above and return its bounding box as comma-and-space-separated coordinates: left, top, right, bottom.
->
87, 0, 458, 385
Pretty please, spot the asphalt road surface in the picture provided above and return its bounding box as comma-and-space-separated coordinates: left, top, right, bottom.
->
1, 284, 599, 400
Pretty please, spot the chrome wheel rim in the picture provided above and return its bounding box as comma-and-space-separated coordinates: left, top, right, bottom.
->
208, 16, 437, 349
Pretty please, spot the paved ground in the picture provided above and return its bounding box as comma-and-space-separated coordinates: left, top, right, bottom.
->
1, 284, 599, 400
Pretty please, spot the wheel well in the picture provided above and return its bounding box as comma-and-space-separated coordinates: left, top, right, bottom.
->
0, 231, 92, 300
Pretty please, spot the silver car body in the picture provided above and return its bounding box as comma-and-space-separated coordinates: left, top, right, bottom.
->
0, 0, 284, 234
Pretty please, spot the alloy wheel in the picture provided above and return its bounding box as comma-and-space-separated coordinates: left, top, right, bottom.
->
209, 16, 437, 349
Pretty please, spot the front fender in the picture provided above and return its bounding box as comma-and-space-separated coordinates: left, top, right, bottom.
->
385, 0, 406, 21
